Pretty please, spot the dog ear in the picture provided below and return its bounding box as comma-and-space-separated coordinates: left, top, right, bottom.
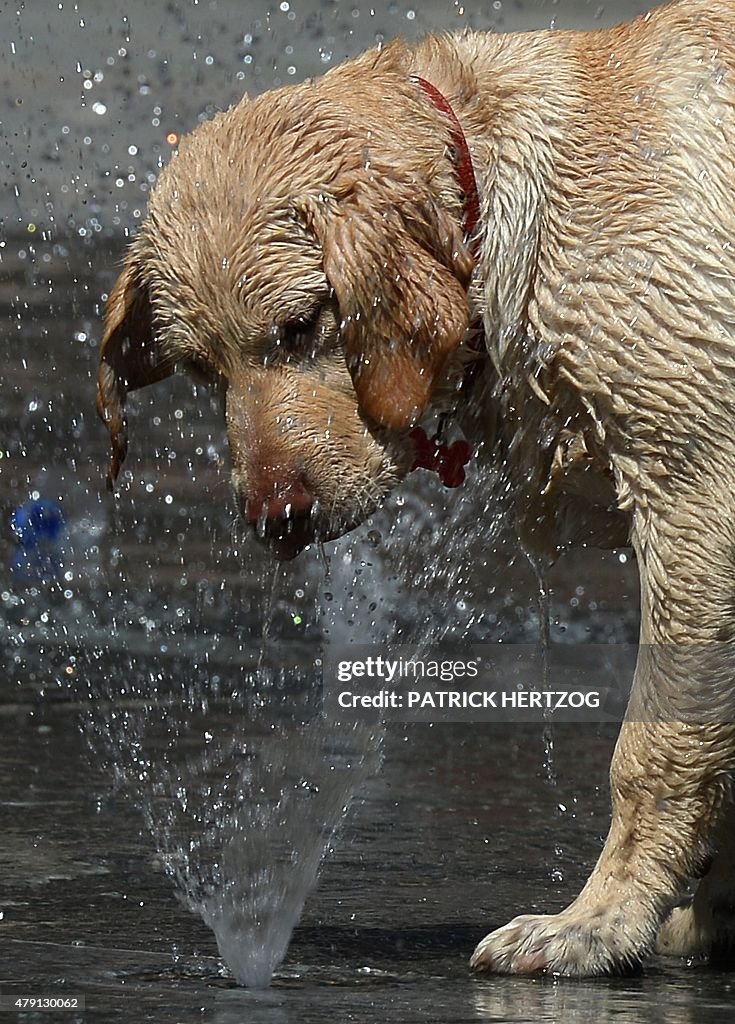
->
295, 186, 473, 430
96, 258, 173, 486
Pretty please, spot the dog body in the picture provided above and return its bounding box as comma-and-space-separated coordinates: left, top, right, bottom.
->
98, 0, 735, 975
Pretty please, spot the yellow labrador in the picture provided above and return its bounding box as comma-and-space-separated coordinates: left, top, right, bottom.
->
97, 0, 735, 975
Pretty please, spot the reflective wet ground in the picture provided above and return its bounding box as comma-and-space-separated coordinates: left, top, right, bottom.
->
3, 0, 735, 1020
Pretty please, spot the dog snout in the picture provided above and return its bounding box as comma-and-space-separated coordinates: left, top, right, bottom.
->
240, 471, 317, 560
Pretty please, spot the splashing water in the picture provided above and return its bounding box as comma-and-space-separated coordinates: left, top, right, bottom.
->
74, 441, 515, 987
195, 723, 379, 988
87, 660, 382, 988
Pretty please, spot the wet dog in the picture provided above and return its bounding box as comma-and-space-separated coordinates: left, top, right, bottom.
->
98, 0, 735, 975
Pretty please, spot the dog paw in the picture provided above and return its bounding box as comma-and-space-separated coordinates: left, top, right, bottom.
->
470, 909, 643, 977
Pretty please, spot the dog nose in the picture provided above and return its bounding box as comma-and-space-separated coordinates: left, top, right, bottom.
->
241, 473, 317, 560
243, 475, 314, 524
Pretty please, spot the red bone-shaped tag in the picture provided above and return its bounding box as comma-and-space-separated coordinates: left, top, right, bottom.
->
410, 427, 472, 488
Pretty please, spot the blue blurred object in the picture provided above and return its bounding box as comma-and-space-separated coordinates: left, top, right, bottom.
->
10, 498, 65, 582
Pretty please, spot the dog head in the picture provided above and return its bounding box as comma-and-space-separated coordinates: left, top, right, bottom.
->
97, 47, 475, 558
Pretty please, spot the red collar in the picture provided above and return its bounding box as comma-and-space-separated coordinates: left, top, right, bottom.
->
411, 75, 481, 245
409, 76, 481, 488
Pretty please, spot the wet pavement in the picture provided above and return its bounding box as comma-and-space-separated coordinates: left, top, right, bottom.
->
3, 0, 734, 1021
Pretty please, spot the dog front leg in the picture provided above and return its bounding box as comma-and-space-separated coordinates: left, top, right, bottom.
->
472, 498, 735, 976
472, 723, 733, 975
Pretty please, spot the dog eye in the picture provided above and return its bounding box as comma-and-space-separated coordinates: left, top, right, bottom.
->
279, 310, 321, 350
270, 301, 338, 362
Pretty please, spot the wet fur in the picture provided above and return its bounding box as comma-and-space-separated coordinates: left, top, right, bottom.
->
98, 0, 735, 975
